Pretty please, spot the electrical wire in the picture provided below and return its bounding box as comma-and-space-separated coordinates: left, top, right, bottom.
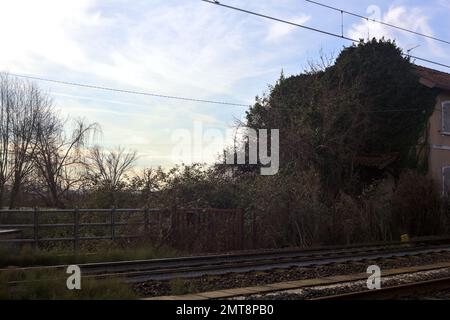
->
201, 0, 450, 69
4, 72, 251, 108
0, 1, 447, 113
305, 0, 450, 46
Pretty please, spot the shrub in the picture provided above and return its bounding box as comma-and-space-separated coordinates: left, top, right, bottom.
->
391, 171, 447, 237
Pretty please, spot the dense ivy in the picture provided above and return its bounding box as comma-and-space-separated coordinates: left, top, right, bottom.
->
245, 39, 437, 195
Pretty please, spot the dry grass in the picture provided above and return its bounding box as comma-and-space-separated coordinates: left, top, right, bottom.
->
0, 243, 179, 268
0, 268, 136, 300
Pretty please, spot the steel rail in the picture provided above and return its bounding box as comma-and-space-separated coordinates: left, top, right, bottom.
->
0, 241, 431, 273
87, 245, 450, 282
4, 235, 450, 269
312, 276, 450, 300
5, 242, 450, 284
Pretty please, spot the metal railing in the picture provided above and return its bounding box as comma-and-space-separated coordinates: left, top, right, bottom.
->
0, 207, 245, 252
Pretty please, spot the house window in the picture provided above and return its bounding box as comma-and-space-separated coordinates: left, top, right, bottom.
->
443, 166, 450, 195
442, 101, 450, 133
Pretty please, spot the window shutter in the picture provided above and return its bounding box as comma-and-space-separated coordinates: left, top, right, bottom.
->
443, 102, 450, 132
443, 167, 450, 195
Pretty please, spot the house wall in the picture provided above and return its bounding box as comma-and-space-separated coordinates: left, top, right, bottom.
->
427, 92, 450, 191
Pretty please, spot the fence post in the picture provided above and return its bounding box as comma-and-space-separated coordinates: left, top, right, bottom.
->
210, 209, 216, 252
74, 207, 80, 253
144, 208, 149, 234
33, 207, 39, 249
252, 210, 257, 249
111, 207, 116, 240
239, 208, 245, 250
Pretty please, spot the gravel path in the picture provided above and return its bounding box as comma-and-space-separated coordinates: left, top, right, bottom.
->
134, 252, 450, 297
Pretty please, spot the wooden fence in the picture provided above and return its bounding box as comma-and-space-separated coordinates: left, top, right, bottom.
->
0, 208, 246, 253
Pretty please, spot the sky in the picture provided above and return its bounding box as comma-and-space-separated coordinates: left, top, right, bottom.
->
0, 0, 449, 169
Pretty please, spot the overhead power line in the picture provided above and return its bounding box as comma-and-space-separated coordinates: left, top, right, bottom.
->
202, 0, 355, 42
305, 0, 450, 46
4, 72, 250, 108
3, 71, 433, 115
201, 0, 450, 69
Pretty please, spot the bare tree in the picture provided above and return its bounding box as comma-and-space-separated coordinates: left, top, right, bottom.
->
0, 74, 55, 208
0, 73, 104, 208
0, 74, 13, 208
8, 81, 54, 208
85, 146, 137, 193
305, 48, 335, 74
33, 117, 99, 208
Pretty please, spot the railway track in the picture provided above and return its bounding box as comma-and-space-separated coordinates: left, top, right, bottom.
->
312, 276, 450, 300
4, 238, 450, 284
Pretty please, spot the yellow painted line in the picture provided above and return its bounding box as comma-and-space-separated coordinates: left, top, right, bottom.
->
143, 261, 450, 300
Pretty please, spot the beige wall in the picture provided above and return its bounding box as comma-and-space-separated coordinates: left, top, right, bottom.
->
427, 92, 450, 191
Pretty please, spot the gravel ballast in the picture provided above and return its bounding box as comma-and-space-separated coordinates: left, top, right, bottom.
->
235, 267, 450, 300
134, 252, 450, 298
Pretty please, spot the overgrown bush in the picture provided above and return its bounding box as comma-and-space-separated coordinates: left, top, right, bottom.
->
392, 171, 448, 237
242, 168, 330, 248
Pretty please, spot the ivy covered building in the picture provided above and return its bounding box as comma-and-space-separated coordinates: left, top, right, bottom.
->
416, 66, 450, 194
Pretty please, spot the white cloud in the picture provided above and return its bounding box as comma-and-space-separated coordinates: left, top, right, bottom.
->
9, 1, 446, 167
438, 0, 450, 9
0, 0, 264, 167
0, 0, 106, 73
0, 0, 316, 107
348, 5, 445, 58
0, 0, 277, 99
265, 15, 311, 42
